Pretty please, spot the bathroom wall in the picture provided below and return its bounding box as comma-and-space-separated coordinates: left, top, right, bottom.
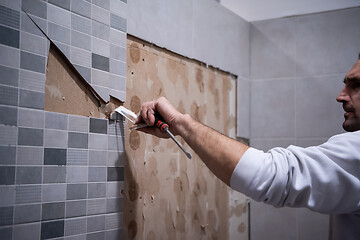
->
249, 7, 360, 240
0, 0, 127, 239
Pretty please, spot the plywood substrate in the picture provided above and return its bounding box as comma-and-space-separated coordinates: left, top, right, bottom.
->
124, 36, 248, 240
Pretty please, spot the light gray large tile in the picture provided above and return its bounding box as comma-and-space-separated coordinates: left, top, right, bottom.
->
93, 0, 110, 10
87, 215, 105, 232
19, 69, 46, 92
65, 217, 87, 236
297, 208, 329, 240
21, 0, 47, 19
110, 0, 126, 18
13, 222, 41, 240
0, 0, 21, 12
109, 58, 125, 76
89, 150, 107, 166
14, 204, 41, 224
92, 4, 110, 25
47, 3, 71, 28
42, 184, 66, 202
71, 13, 91, 35
68, 114, 89, 132
106, 181, 123, 198
91, 69, 109, 87
20, 31, 47, 56
108, 135, 124, 151
21, 12, 47, 36
15, 185, 41, 204
88, 183, 106, 198
0, 125, 17, 145
45, 111, 68, 130
66, 166, 88, 183
105, 212, 122, 230
67, 148, 88, 165
250, 79, 295, 138
88, 167, 106, 182
71, 30, 91, 51
71, 46, 91, 68
65, 200, 86, 218
109, 28, 126, 47
43, 166, 66, 183
67, 183, 87, 200
88, 133, 108, 150
18, 108, 44, 128
48, 22, 71, 45
295, 75, 345, 138
19, 89, 44, 109
17, 146, 43, 165
110, 13, 126, 32
71, 0, 91, 19
0, 44, 20, 69
44, 129, 68, 148
87, 198, 106, 215
110, 44, 126, 62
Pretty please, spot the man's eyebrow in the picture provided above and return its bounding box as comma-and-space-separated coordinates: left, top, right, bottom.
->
344, 76, 360, 84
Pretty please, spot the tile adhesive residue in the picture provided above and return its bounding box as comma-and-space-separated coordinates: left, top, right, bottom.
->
124, 35, 248, 239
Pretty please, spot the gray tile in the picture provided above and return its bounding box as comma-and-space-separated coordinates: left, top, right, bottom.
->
0, 65, 18, 87
93, 84, 109, 102
92, 53, 109, 72
90, 118, 107, 134
91, 21, 110, 43
107, 151, 125, 167
48, 22, 70, 45
0, 44, 20, 68
67, 183, 87, 200
18, 107, 44, 128
71, 13, 91, 35
42, 202, 65, 221
47, 3, 71, 28
108, 135, 124, 151
67, 149, 88, 165
74, 64, 91, 83
16, 166, 42, 184
110, 0, 126, 18
92, 36, 110, 58
44, 148, 67, 165
20, 51, 46, 73
44, 129, 68, 148
71, 46, 91, 68
0, 146, 16, 165
88, 183, 106, 198
66, 200, 86, 218
88, 167, 107, 182
87, 198, 106, 215
106, 181, 123, 198
0, 226, 12, 240
71, 30, 91, 51
0, 85, 18, 106
87, 231, 105, 240
14, 204, 41, 224
68, 114, 89, 132
89, 150, 107, 166
19, 69, 46, 92
105, 212, 122, 230
42, 184, 66, 202
87, 215, 105, 232
0, 0, 21, 11
0, 5, 20, 29
92, 4, 110, 25
66, 166, 88, 183
0, 167, 15, 185
49, 0, 70, 10
20, 31, 47, 56
0, 105, 17, 126
20, 12, 47, 36
109, 28, 126, 47
68, 132, 88, 149
107, 167, 123, 181
41, 220, 65, 239
53, 40, 70, 59
19, 89, 44, 109
21, 0, 47, 19
107, 119, 125, 136
0, 125, 17, 145
297, 208, 329, 240
0, 25, 19, 48
0, 186, 15, 207
0, 206, 13, 226
92, 68, 109, 87
93, 0, 110, 10
43, 166, 66, 183
109, 74, 126, 92
65, 217, 87, 236
15, 185, 42, 204
71, 0, 91, 19
110, 13, 126, 32
18, 127, 43, 146
109, 58, 125, 76
13, 222, 41, 240
45, 111, 68, 130
110, 44, 126, 62
106, 198, 123, 213
17, 146, 43, 165
105, 229, 122, 240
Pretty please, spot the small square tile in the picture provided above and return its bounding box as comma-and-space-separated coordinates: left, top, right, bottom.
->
107, 151, 125, 167
74, 64, 91, 83
89, 150, 107, 166
0, 226, 12, 240
44, 148, 67, 165
68, 114, 89, 132
71, 0, 91, 18
0, 25, 19, 48
47, 3, 71, 28
110, 0, 126, 18
18, 107, 44, 128
110, 13, 126, 32
0, 146, 16, 165
88, 167, 107, 182
65, 200, 86, 218
19, 69, 46, 92
92, 4, 110, 25
65, 217, 87, 236
19, 89, 44, 109
21, 12, 47, 36
48, 22, 70, 45
105, 212, 122, 230
92, 20, 110, 41
0, 206, 13, 226
0, 166, 15, 185
71, 46, 91, 68
66, 166, 88, 183
48, 0, 70, 10
14, 204, 41, 224
0, 65, 19, 87
0, 125, 17, 145
43, 166, 66, 183
0, 105, 17, 126
17, 146, 43, 165
71, 30, 91, 51
90, 118, 107, 134
0, 44, 20, 68
108, 135, 124, 151
106, 198, 123, 213
15, 185, 41, 204
44, 129, 68, 148
0, 5, 20, 29
92, 53, 109, 72
13, 222, 40, 240
20, 51, 46, 73
71, 13, 91, 35
0, 186, 15, 207
41, 220, 65, 239
88, 183, 106, 198
109, 28, 126, 47
107, 167, 124, 181
16, 166, 42, 184
21, 0, 47, 19
67, 183, 87, 200
45, 111, 68, 130
18, 127, 43, 146
68, 132, 88, 149
87, 198, 106, 215
87, 215, 105, 232
0, 85, 18, 106
110, 44, 126, 62
109, 58, 125, 76
42, 184, 66, 202
67, 149, 88, 165
42, 202, 65, 221
20, 31, 47, 56
92, 68, 109, 87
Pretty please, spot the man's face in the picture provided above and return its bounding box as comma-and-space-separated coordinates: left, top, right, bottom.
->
336, 59, 360, 132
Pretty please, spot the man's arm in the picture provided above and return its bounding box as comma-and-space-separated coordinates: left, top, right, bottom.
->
136, 97, 249, 186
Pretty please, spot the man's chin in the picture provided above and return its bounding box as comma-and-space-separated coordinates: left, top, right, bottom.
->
343, 120, 360, 132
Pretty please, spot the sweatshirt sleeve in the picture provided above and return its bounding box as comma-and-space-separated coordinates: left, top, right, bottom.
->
230, 131, 360, 214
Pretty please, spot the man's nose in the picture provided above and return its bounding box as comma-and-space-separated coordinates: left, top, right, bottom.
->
336, 87, 349, 103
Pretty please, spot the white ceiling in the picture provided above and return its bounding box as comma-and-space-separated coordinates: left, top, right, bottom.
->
220, 0, 360, 22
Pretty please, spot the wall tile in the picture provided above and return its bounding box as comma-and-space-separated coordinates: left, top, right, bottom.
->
48, 0, 71, 11
0, 125, 17, 145
0, 105, 17, 126
89, 150, 107, 166
47, 3, 71, 28
110, 0, 126, 18
105, 229, 122, 240
93, 85, 110, 102
106, 197, 123, 213
14, 204, 41, 224
93, 0, 110, 10
107, 167, 124, 181
67, 183, 87, 200
91, 69, 109, 87
88, 167, 107, 182
43, 166, 66, 183
68, 115, 89, 133
41, 220, 65, 239
45, 111, 68, 130
19, 69, 45, 92
87, 231, 105, 240
0, 226, 12, 240
42, 202, 65, 221
92, 53, 109, 72
108, 74, 126, 92
0, 85, 18, 106
92, 4, 110, 26
48, 22, 71, 45
65, 217, 87, 236
0, 44, 20, 68
66, 166, 88, 183
92, 36, 110, 58
0, 5, 20, 29
110, 44, 126, 62
0, 166, 15, 185
89, 118, 107, 134
71, 0, 91, 19
21, 12, 46, 37
0, 186, 15, 207
71, 30, 91, 51
18, 108, 44, 128
19, 89, 44, 109
0, 25, 19, 48
67, 149, 88, 165
42, 184, 66, 202
92, 21, 110, 41
87, 215, 105, 232
71, 13, 91, 35
65, 234, 87, 240
66, 200, 86, 218
74, 64, 91, 83
0, 146, 16, 165
18, 127, 43, 146
110, 13, 126, 32
87, 198, 106, 215
44, 129, 68, 148
109, 28, 126, 47
88, 183, 106, 198
108, 135, 124, 151
53, 40, 70, 59
105, 212, 122, 230
0, 206, 13, 226
106, 181, 123, 198
13, 222, 41, 240
109, 58, 125, 76
20, 51, 45, 73
71, 46, 91, 68
15, 185, 42, 204
20, 31, 47, 56
44, 148, 67, 165
68, 132, 88, 149
0, 65, 19, 87
17, 146, 43, 165
16, 166, 42, 184
107, 119, 124, 136
21, 0, 47, 19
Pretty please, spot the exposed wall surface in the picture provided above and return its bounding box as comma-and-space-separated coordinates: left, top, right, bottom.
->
123, 36, 247, 239
249, 7, 360, 240
0, 0, 127, 239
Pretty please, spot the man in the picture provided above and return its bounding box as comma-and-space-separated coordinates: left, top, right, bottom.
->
136, 56, 360, 240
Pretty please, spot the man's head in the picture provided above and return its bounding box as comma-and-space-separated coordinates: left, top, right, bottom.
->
336, 55, 360, 132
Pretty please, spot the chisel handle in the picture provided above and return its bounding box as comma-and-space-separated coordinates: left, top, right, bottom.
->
153, 112, 169, 132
